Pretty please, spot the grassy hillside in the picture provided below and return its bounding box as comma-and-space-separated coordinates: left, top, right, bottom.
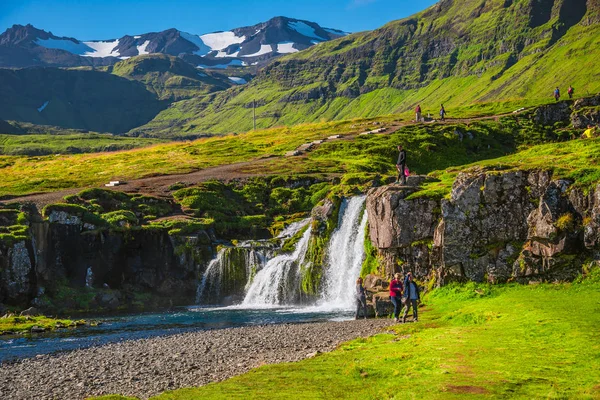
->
0, 133, 165, 156
136, 0, 600, 135
0, 114, 534, 197
0, 107, 593, 197
94, 268, 600, 399
110, 55, 233, 101
0, 68, 166, 134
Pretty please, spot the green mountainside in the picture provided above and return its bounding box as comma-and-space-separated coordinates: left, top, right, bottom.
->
137, 0, 600, 136
110, 54, 233, 101
0, 68, 166, 134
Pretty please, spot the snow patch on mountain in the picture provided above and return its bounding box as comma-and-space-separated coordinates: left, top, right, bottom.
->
277, 42, 299, 54
82, 40, 120, 57
215, 49, 240, 58
242, 44, 273, 57
228, 76, 247, 84
35, 38, 92, 55
180, 32, 211, 56
288, 21, 325, 41
200, 31, 245, 50
37, 101, 49, 112
137, 40, 151, 55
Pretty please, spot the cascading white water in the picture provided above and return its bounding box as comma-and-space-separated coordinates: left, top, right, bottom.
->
196, 249, 225, 304
242, 225, 312, 307
318, 195, 368, 310
277, 218, 310, 239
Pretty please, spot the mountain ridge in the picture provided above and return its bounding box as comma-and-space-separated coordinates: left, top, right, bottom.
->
0, 17, 347, 69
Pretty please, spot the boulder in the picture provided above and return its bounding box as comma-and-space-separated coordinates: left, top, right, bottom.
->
30, 325, 46, 333
372, 292, 395, 317
20, 306, 40, 316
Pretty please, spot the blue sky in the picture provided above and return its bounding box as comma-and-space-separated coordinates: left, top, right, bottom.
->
0, 0, 437, 39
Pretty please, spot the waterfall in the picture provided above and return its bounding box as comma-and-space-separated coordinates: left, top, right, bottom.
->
196, 246, 270, 305
196, 249, 225, 304
319, 195, 368, 310
85, 267, 94, 289
196, 219, 310, 305
242, 226, 312, 307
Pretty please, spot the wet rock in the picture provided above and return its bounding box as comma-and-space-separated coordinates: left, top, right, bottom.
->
19, 307, 40, 316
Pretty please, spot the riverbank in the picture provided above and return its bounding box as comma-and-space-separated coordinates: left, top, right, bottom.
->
0, 319, 393, 400
130, 276, 600, 400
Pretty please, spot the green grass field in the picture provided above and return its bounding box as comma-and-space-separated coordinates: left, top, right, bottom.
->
0, 134, 165, 156
92, 268, 600, 400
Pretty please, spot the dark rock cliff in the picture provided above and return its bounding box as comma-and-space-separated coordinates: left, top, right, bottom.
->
0, 210, 215, 311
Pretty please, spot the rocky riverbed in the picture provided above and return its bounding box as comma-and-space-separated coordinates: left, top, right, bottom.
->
0, 319, 393, 399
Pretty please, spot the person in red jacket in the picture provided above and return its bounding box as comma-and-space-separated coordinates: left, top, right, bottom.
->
415, 104, 422, 122
389, 273, 404, 322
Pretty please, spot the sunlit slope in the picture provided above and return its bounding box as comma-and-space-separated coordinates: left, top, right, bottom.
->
136, 0, 600, 136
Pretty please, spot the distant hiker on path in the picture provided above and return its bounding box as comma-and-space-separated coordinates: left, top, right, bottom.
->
402, 272, 420, 323
568, 85, 574, 99
439, 104, 446, 121
415, 104, 422, 122
396, 145, 407, 185
355, 277, 368, 320
389, 273, 404, 322
554, 87, 561, 102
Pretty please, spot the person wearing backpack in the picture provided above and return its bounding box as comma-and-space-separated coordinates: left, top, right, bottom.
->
568, 85, 574, 99
554, 87, 561, 102
415, 104, 422, 122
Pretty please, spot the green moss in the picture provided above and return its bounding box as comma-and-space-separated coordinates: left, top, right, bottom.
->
301, 196, 342, 296
360, 224, 380, 277
0, 315, 78, 334
102, 210, 139, 228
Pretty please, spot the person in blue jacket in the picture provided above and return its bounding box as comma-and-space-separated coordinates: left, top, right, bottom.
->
402, 271, 420, 323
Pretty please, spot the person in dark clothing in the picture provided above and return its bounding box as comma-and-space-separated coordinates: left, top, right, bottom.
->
439, 104, 446, 121
415, 104, 422, 122
554, 87, 561, 102
396, 145, 407, 185
402, 271, 420, 323
568, 85, 574, 99
355, 277, 367, 319
389, 273, 404, 322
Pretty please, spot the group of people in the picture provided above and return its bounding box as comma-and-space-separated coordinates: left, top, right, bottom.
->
415, 104, 446, 122
554, 85, 575, 101
354, 271, 421, 323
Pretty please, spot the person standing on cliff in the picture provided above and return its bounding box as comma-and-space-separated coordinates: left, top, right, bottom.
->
396, 145, 407, 185
402, 272, 420, 323
415, 104, 422, 122
389, 273, 404, 322
355, 277, 368, 320
554, 87, 561, 102
568, 85, 574, 99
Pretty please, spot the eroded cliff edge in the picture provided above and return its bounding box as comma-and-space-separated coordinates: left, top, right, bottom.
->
367, 168, 600, 285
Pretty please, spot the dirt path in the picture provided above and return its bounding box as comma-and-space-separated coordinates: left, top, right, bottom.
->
2, 158, 279, 210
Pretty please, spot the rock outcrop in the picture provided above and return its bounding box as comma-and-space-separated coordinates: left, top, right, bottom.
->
0, 213, 215, 310
367, 168, 598, 284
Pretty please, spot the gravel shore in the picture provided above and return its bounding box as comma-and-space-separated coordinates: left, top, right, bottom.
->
0, 319, 393, 399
